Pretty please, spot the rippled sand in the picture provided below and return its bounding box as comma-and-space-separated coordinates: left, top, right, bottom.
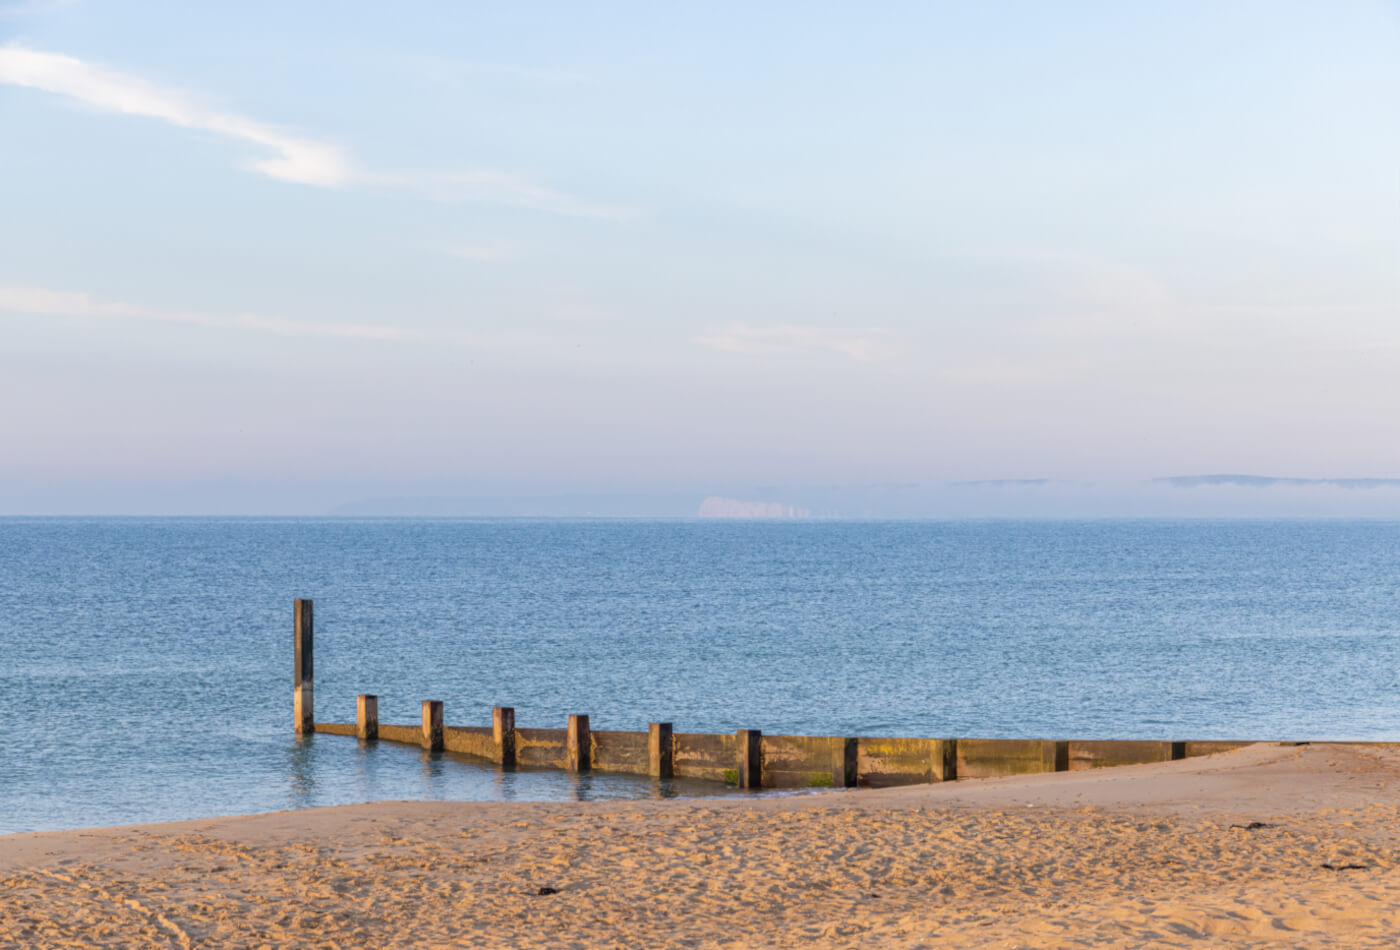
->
4, 743, 1400, 947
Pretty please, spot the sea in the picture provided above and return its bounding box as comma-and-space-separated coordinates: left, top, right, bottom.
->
2, 517, 1398, 834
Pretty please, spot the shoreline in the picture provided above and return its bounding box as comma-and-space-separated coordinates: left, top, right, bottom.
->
6, 743, 1400, 947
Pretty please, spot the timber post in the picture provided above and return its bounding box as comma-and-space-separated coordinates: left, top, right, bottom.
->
493, 706, 516, 766
737, 729, 762, 788
294, 598, 314, 734
937, 738, 958, 781
648, 722, 673, 778
356, 694, 379, 740
422, 700, 444, 751
567, 714, 591, 771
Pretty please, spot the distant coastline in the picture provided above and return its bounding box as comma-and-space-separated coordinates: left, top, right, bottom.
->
317, 474, 1400, 520
695, 497, 811, 519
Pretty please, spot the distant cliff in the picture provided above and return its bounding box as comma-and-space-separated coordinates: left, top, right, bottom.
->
696, 497, 812, 519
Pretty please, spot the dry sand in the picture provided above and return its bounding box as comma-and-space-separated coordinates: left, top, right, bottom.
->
4, 742, 1400, 947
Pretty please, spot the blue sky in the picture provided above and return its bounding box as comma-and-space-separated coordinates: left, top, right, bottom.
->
2, 2, 1397, 513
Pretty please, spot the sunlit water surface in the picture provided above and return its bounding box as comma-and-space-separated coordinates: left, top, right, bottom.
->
2, 518, 1398, 833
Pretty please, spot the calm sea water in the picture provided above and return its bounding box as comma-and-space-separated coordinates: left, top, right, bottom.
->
2, 517, 1398, 833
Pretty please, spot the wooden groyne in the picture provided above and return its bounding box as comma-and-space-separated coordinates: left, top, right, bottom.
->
292, 599, 1252, 789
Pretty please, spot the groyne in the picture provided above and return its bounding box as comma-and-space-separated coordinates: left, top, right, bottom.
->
292, 599, 1252, 789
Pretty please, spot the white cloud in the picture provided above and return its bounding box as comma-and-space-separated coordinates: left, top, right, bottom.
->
382, 169, 638, 221
0, 45, 636, 218
0, 46, 352, 186
0, 285, 451, 343
695, 323, 890, 362
0, 285, 607, 355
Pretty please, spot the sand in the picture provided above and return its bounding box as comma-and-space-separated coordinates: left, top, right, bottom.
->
4, 742, 1400, 947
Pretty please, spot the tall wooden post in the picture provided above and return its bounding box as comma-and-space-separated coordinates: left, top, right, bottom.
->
648, 722, 673, 778
493, 706, 516, 766
356, 694, 379, 740
737, 729, 762, 788
567, 714, 591, 771
293, 598, 314, 734
422, 700, 443, 751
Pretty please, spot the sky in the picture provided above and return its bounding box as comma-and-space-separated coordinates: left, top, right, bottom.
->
1, 1, 1398, 515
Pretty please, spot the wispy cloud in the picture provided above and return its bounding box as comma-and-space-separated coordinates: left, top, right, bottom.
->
0, 46, 352, 186
444, 239, 523, 263
385, 169, 637, 221
0, 45, 636, 218
0, 285, 468, 343
695, 323, 891, 362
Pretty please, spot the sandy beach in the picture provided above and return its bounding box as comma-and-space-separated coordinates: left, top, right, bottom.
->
4, 742, 1400, 948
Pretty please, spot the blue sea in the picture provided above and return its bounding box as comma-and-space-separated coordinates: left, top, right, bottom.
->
2, 518, 1398, 834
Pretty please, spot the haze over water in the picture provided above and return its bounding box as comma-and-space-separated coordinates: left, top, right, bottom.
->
3, 516, 1398, 833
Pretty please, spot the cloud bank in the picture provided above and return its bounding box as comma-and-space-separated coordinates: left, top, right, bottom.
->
0, 45, 634, 218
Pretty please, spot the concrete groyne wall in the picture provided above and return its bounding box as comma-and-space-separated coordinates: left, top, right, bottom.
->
294, 599, 1253, 790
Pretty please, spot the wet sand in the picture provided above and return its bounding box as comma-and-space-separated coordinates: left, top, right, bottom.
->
4, 742, 1400, 947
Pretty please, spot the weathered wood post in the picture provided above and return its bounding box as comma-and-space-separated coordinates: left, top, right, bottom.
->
840, 736, 859, 787
737, 729, 762, 788
294, 598, 314, 734
356, 694, 379, 740
649, 722, 673, 778
567, 714, 591, 771
422, 700, 444, 751
936, 738, 958, 781
493, 706, 516, 766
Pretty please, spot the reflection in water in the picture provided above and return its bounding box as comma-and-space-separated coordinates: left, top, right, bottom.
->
419, 749, 447, 791
286, 735, 317, 803
281, 733, 751, 808
492, 765, 517, 802
351, 738, 375, 799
